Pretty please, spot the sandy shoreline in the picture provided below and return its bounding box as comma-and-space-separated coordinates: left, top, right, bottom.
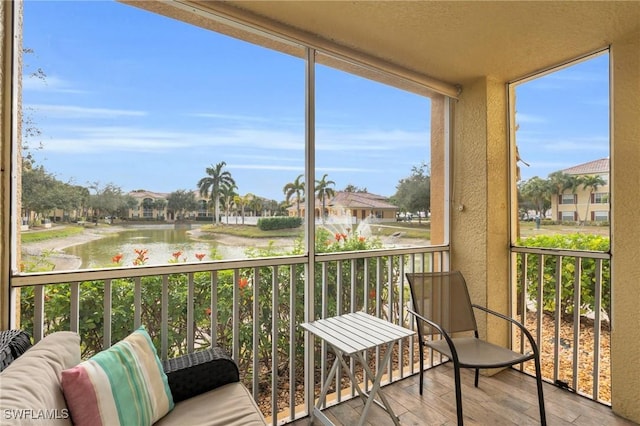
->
21, 226, 125, 271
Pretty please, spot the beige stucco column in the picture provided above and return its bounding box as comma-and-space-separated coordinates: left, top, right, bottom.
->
430, 94, 445, 247
451, 77, 510, 344
610, 29, 640, 424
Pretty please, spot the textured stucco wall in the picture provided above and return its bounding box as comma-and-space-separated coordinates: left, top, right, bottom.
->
610, 29, 640, 423
451, 77, 510, 344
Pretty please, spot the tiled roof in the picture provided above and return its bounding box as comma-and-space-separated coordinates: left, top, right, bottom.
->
562, 158, 609, 175
328, 191, 397, 209
128, 190, 169, 199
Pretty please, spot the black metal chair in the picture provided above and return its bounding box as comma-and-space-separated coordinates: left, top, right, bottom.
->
406, 271, 546, 425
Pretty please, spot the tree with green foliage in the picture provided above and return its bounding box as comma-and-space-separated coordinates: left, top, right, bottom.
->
580, 174, 607, 224
393, 163, 430, 222
198, 162, 236, 225
234, 193, 254, 225
315, 174, 335, 223
166, 190, 197, 220
519, 176, 551, 217
283, 174, 305, 218
220, 184, 238, 224
343, 184, 367, 193
88, 183, 134, 220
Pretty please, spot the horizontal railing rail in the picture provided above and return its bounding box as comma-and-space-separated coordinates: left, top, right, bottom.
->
512, 246, 611, 404
12, 245, 450, 424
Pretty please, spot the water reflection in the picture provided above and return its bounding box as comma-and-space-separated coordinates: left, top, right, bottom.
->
63, 225, 233, 268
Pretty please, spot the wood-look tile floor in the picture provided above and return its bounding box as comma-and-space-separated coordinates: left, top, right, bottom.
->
289, 365, 637, 426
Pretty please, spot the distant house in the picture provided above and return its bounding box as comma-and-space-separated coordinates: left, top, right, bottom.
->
551, 158, 610, 223
128, 189, 209, 221
287, 191, 398, 222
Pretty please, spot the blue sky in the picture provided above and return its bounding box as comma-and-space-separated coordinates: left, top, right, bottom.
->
23, 1, 609, 202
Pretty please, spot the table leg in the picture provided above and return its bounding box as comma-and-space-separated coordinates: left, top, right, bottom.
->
311, 355, 340, 425
355, 342, 401, 426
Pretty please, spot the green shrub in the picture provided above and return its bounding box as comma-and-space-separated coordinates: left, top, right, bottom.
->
257, 216, 302, 231
517, 233, 610, 319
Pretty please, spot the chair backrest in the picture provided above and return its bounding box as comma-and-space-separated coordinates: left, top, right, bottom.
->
406, 271, 477, 338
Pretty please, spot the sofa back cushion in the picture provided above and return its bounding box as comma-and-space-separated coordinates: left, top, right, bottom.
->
0, 331, 80, 425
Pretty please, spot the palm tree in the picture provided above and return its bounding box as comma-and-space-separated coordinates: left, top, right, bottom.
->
581, 174, 607, 224
548, 171, 580, 221
220, 184, 238, 224
283, 174, 305, 218
234, 193, 254, 225
197, 162, 235, 225
315, 173, 336, 223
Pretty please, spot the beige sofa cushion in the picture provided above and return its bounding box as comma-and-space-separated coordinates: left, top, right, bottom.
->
154, 382, 266, 426
0, 331, 80, 425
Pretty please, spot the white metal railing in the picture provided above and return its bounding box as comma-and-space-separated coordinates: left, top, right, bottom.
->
11, 246, 449, 424
512, 247, 611, 404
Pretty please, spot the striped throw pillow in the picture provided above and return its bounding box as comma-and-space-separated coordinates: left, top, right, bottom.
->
61, 327, 174, 426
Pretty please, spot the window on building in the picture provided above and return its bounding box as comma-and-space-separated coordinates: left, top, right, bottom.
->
561, 194, 576, 204
593, 211, 609, 222
594, 193, 609, 204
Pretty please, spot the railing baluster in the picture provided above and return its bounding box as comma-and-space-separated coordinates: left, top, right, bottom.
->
70, 282, 79, 333
34, 285, 44, 342
252, 266, 260, 402
572, 257, 582, 393
593, 258, 603, 400
350, 259, 357, 398
232, 269, 240, 362
336, 260, 342, 403
398, 256, 405, 378
288, 265, 296, 421
210, 272, 218, 345
271, 266, 278, 426
134, 277, 142, 329
536, 254, 544, 351
554, 255, 563, 383
319, 261, 328, 408
187, 273, 195, 353
518, 253, 528, 367
104, 278, 112, 349
161, 275, 169, 360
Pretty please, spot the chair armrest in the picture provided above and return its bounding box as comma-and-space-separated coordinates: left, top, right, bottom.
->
471, 304, 539, 355
162, 346, 240, 402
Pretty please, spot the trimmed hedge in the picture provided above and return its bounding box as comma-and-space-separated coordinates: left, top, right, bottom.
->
257, 217, 302, 231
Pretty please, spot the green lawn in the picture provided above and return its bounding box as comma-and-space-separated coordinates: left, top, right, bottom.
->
199, 221, 432, 240
21, 225, 85, 243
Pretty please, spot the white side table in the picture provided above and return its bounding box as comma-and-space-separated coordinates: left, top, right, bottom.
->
301, 311, 415, 426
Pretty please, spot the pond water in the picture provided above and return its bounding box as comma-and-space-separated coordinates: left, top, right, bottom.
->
63, 225, 244, 268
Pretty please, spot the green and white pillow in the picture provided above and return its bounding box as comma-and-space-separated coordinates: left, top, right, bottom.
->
61, 326, 174, 426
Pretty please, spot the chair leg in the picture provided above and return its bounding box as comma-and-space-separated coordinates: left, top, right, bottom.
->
419, 345, 424, 395
534, 356, 547, 426
453, 363, 464, 426
474, 368, 479, 387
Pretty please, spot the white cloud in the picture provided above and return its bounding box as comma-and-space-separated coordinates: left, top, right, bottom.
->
26, 104, 147, 119
515, 113, 546, 124
22, 75, 90, 94
186, 112, 269, 122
